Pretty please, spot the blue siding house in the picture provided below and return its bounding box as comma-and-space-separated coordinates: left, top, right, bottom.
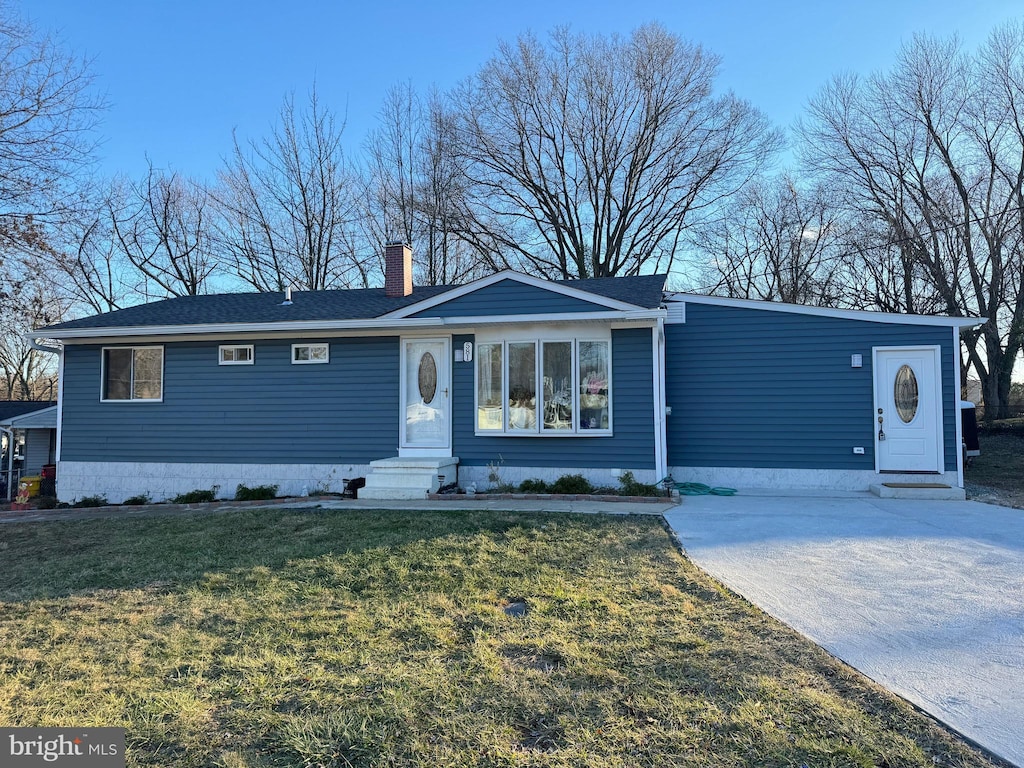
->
35, 244, 980, 502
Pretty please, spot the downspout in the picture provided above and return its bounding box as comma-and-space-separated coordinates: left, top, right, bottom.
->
1, 426, 13, 501
954, 325, 965, 490
28, 338, 62, 356
652, 317, 668, 484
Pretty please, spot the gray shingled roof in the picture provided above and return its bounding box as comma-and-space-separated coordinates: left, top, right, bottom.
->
41, 274, 667, 333
0, 401, 56, 422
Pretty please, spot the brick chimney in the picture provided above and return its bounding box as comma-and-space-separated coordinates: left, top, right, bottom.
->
384, 242, 413, 298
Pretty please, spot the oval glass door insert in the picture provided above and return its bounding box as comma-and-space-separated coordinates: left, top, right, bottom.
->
418, 352, 437, 404
894, 364, 918, 423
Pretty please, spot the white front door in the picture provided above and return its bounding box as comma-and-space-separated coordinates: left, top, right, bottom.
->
400, 337, 451, 455
874, 347, 943, 472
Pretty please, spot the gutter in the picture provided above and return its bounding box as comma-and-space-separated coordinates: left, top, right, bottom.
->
28, 337, 63, 354
665, 293, 985, 329
34, 309, 668, 342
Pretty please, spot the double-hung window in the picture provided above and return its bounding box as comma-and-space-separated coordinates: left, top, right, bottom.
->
102, 346, 164, 401
476, 337, 611, 435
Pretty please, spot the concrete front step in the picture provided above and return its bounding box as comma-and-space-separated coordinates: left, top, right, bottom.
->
360, 456, 460, 500
869, 483, 966, 501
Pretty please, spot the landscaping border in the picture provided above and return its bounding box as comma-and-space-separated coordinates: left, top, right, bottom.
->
427, 492, 677, 503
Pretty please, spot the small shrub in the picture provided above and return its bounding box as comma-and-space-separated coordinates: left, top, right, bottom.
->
171, 487, 219, 504
235, 483, 279, 501
34, 495, 58, 509
122, 493, 152, 506
550, 474, 593, 494
518, 478, 549, 493
73, 495, 109, 508
618, 471, 661, 497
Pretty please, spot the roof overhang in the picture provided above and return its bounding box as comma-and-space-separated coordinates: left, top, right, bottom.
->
34, 309, 666, 344
666, 293, 985, 328
0, 405, 57, 429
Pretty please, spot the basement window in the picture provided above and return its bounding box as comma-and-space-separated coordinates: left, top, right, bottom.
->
292, 343, 329, 364
219, 345, 254, 365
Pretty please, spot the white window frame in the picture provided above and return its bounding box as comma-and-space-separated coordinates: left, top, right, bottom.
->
219, 345, 254, 365
474, 329, 612, 437
291, 342, 330, 364
100, 346, 164, 402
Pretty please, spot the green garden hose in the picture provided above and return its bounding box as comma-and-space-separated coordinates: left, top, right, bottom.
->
662, 479, 738, 497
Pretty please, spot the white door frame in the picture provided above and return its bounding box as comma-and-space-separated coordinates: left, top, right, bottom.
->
872, 345, 944, 473
399, 336, 452, 457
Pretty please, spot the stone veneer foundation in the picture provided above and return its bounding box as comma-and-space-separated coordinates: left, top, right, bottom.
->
56, 461, 372, 504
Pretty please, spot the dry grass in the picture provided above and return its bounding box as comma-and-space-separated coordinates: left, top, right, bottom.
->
0, 508, 1002, 767
966, 429, 1024, 508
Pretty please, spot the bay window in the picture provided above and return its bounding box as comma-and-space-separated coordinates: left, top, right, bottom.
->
475, 337, 610, 435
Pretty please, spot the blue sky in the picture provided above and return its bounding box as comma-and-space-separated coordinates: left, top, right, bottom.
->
27, 0, 1023, 182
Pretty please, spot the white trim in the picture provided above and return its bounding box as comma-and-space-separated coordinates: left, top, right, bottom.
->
652, 319, 667, 482
291, 342, 330, 364
953, 326, 965, 488
218, 344, 254, 365
56, 350, 64, 463
99, 345, 164, 403
473, 332, 613, 438
381, 270, 646, 319
42, 309, 665, 342
667, 293, 983, 328
872, 345, 944, 474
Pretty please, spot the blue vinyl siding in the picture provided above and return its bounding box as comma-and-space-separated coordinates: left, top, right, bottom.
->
411, 279, 609, 318
452, 327, 656, 469
61, 337, 400, 464
665, 303, 957, 470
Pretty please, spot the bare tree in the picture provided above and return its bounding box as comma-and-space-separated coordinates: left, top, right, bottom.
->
697, 175, 847, 304
215, 88, 365, 291
362, 83, 481, 285
453, 24, 780, 279
49, 204, 130, 314
833, 218, 948, 316
0, 5, 102, 255
108, 164, 220, 297
0, 269, 68, 399
800, 24, 1024, 419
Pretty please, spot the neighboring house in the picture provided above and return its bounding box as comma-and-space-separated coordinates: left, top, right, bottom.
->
0, 401, 58, 499
32, 244, 981, 503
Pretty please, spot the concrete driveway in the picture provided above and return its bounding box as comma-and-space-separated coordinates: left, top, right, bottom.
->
664, 493, 1024, 767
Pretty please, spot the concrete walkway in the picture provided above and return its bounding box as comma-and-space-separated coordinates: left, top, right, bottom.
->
664, 493, 1024, 767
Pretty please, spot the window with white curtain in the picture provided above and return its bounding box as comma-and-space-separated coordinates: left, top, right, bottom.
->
475, 337, 610, 435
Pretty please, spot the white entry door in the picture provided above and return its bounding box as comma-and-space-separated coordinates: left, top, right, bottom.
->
873, 347, 943, 472
400, 338, 451, 454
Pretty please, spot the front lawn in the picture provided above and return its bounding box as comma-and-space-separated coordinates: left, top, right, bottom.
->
0, 509, 998, 767
966, 427, 1024, 508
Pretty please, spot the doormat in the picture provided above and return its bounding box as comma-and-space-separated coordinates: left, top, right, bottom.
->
881, 482, 952, 489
